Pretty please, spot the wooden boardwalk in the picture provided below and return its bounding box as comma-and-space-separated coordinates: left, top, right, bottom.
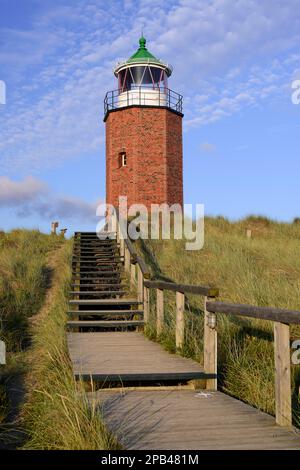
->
91, 390, 300, 450
67, 232, 300, 450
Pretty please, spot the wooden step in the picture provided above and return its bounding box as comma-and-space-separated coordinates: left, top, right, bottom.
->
72, 270, 122, 275
73, 251, 119, 255
73, 255, 122, 258
67, 320, 144, 328
72, 260, 123, 264
74, 240, 118, 244
69, 299, 142, 306
74, 243, 118, 248
68, 310, 143, 317
74, 242, 118, 246
75, 235, 116, 238
70, 283, 125, 288
70, 291, 127, 296
72, 273, 123, 278
73, 246, 118, 253
72, 276, 124, 281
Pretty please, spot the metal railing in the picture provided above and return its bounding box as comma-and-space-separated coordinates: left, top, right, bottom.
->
104, 86, 183, 116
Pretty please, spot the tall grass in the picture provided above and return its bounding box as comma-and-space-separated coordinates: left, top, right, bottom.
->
0, 230, 62, 427
21, 240, 119, 450
0, 230, 61, 352
138, 216, 300, 422
0, 230, 116, 449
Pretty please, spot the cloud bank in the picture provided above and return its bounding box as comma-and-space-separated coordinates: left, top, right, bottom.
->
0, 176, 98, 222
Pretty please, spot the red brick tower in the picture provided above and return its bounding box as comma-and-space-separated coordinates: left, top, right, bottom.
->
104, 36, 183, 211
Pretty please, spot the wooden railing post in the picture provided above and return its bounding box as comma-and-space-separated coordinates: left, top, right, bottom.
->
118, 217, 126, 258
137, 265, 144, 303
130, 262, 136, 288
115, 217, 120, 244
156, 289, 164, 336
274, 322, 292, 426
144, 286, 150, 324
204, 296, 217, 391
176, 291, 185, 350
124, 245, 130, 274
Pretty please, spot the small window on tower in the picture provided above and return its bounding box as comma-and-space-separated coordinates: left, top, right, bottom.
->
119, 152, 127, 167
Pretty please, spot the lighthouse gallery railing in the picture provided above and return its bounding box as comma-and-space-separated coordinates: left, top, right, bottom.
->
104, 86, 183, 116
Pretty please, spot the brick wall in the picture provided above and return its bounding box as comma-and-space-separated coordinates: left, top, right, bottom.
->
105, 106, 183, 211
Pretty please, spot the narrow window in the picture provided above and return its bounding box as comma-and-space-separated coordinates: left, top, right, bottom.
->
119, 152, 127, 167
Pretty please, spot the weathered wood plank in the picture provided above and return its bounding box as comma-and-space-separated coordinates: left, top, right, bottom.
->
204, 297, 217, 391
67, 332, 207, 382
93, 390, 300, 450
67, 320, 144, 328
143, 286, 150, 323
156, 289, 164, 335
176, 291, 185, 350
145, 280, 219, 297
68, 310, 143, 317
274, 322, 292, 426
206, 301, 300, 324
69, 299, 142, 305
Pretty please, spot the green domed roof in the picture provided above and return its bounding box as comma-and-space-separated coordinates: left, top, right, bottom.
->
127, 36, 161, 64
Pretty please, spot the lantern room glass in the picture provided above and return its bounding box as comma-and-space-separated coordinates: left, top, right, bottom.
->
118, 65, 168, 92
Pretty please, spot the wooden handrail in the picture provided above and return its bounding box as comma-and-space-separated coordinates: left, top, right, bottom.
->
114, 210, 151, 278
111, 209, 296, 428
206, 301, 300, 325
144, 280, 219, 297
136, 255, 151, 279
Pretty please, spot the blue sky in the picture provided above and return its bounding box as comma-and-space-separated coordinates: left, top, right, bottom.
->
0, 0, 300, 234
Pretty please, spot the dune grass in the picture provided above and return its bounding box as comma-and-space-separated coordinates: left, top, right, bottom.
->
138, 216, 300, 422
21, 238, 119, 450
0, 230, 117, 449
0, 230, 62, 427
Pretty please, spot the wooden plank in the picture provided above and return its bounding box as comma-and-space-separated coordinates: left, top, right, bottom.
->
67, 332, 207, 382
70, 284, 125, 288
69, 299, 142, 305
137, 265, 144, 303
143, 286, 150, 324
176, 291, 185, 350
144, 280, 219, 297
71, 260, 123, 264
72, 270, 121, 274
130, 263, 136, 287
156, 289, 164, 336
206, 301, 300, 325
136, 255, 151, 278
204, 297, 217, 391
72, 256, 123, 260
124, 245, 131, 274
94, 390, 300, 450
68, 310, 143, 317
67, 320, 144, 328
72, 274, 123, 278
69, 285, 128, 295
274, 322, 292, 426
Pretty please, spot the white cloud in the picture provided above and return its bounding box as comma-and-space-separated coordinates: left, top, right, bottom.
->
200, 143, 216, 153
0, 0, 300, 172
0, 176, 47, 205
0, 176, 98, 222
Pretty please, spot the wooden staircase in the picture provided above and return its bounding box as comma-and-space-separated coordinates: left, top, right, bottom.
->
67, 232, 144, 331
66, 231, 300, 449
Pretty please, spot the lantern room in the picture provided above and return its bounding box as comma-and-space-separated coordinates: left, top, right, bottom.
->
104, 36, 182, 114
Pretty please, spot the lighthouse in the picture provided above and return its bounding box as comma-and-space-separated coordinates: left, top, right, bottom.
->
104, 36, 183, 211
